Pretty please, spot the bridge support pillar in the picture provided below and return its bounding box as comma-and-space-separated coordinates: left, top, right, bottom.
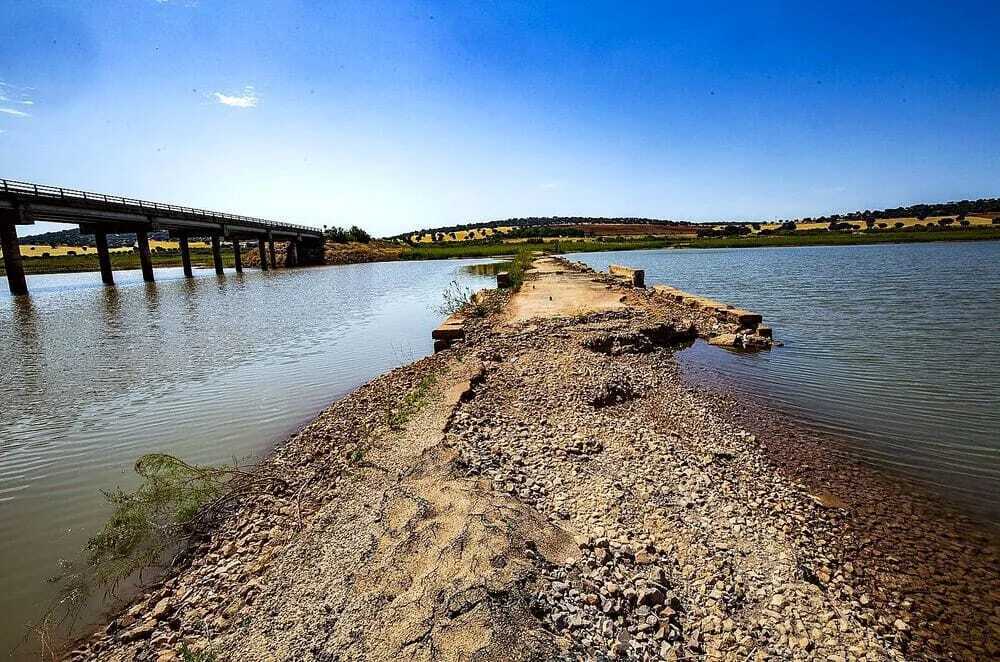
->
211, 236, 224, 275
268, 236, 276, 269
95, 230, 114, 285
258, 238, 269, 271
286, 240, 298, 268
136, 230, 154, 282
232, 239, 243, 273
1, 222, 28, 296
179, 233, 193, 277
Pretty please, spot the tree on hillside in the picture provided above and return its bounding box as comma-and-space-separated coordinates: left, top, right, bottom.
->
348, 225, 371, 243
324, 224, 372, 243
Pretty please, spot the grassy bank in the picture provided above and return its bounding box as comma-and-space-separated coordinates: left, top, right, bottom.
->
399, 238, 677, 260
685, 227, 1000, 249
1, 249, 237, 276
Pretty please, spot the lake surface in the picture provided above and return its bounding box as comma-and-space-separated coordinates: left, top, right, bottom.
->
573, 242, 1000, 523
0, 260, 497, 658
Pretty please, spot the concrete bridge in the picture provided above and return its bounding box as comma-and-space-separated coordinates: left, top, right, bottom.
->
0, 179, 326, 295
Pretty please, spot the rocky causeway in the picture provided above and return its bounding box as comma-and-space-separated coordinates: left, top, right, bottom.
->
71, 257, 1000, 661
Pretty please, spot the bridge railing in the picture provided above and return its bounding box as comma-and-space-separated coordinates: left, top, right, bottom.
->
0, 178, 320, 234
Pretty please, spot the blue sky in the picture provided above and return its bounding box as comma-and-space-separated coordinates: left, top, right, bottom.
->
1, 1, 998, 237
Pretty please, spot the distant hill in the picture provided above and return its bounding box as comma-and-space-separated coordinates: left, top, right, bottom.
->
396, 199, 1000, 240
19, 228, 171, 248
771, 197, 1000, 226
393, 216, 692, 241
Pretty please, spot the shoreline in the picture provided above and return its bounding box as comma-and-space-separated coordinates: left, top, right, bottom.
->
5, 228, 1000, 277
676, 341, 1000, 528
63, 257, 999, 660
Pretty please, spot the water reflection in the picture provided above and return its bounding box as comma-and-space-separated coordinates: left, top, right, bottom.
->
10, 295, 38, 354
461, 261, 511, 277
0, 259, 499, 657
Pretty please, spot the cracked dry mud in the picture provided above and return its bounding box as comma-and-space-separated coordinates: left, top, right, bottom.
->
73, 258, 999, 661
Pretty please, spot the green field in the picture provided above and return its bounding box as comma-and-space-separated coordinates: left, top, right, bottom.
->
398, 238, 677, 260
685, 227, 1000, 249
1, 248, 238, 276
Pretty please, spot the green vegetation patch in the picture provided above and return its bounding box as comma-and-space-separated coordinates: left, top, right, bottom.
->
49, 454, 284, 623
399, 238, 677, 260
504, 248, 533, 290
387, 374, 438, 431
687, 227, 1000, 249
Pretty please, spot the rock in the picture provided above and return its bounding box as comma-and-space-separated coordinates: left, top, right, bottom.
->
811, 491, 847, 509
708, 333, 739, 347
150, 597, 172, 620
120, 619, 156, 642
638, 587, 665, 607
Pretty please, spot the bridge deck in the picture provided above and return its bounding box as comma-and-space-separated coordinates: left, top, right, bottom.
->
0, 179, 326, 295
0, 179, 323, 239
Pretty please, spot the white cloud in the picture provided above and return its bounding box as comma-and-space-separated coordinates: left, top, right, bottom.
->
212, 86, 258, 108
0, 81, 35, 110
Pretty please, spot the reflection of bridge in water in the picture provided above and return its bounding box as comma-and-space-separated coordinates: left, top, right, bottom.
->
0, 179, 325, 295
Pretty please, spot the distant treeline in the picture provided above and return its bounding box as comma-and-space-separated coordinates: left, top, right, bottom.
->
324, 225, 371, 243
771, 198, 1000, 226
395, 216, 688, 239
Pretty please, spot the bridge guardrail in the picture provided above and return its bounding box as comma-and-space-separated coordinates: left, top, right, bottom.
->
0, 178, 320, 234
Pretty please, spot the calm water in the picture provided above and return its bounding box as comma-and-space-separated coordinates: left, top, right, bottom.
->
574, 242, 1000, 522
0, 260, 496, 657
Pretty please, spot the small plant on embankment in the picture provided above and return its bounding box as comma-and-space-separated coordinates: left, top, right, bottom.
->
505, 248, 532, 290
48, 454, 285, 620
179, 643, 219, 662
387, 374, 438, 430
438, 280, 496, 317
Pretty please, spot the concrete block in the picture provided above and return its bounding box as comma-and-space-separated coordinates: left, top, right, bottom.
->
723, 308, 763, 328
609, 265, 645, 288
432, 313, 466, 342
